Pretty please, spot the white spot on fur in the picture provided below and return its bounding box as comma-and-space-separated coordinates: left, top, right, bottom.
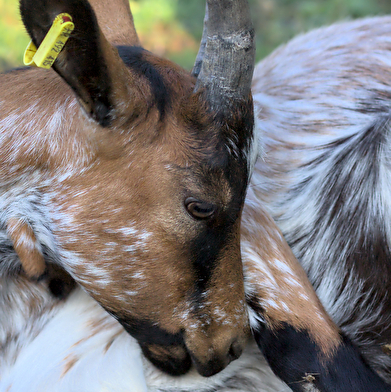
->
12, 232, 40, 251
273, 258, 295, 276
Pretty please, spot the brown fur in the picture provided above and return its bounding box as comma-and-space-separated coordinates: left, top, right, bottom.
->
242, 199, 340, 358
6, 218, 46, 278
0, 0, 253, 377
88, 0, 139, 46
61, 354, 79, 378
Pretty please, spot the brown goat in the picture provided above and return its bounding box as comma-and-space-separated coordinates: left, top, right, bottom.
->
0, 0, 255, 378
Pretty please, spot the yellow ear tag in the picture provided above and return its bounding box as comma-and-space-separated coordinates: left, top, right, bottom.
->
23, 13, 74, 69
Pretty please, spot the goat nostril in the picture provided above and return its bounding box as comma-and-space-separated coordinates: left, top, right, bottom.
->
228, 340, 243, 361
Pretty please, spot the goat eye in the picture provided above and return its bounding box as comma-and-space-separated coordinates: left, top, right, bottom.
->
185, 198, 216, 220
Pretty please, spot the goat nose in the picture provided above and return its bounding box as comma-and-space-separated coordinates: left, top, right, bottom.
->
190, 338, 245, 378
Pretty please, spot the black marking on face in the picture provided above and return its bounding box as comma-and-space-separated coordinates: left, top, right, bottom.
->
188, 188, 243, 294
140, 343, 191, 376
117, 45, 171, 119
211, 94, 255, 168
189, 222, 231, 293
119, 317, 184, 347
117, 316, 191, 376
182, 157, 248, 295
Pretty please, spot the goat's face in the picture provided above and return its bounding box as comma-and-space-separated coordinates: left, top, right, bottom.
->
51, 90, 251, 376
17, 0, 255, 377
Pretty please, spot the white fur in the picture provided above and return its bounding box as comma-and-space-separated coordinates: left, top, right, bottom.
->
0, 286, 288, 392
251, 15, 391, 379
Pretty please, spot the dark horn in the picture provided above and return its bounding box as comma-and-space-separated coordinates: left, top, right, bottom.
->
192, 0, 255, 110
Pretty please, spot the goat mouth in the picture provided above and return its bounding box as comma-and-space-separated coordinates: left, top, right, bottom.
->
189, 340, 244, 377
118, 317, 241, 377
140, 342, 236, 377
118, 317, 192, 375
140, 342, 192, 376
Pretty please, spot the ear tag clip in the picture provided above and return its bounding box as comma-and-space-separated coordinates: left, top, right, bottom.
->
23, 13, 74, 69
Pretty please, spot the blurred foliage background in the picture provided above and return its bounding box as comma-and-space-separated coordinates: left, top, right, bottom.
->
1, 0, 391, 72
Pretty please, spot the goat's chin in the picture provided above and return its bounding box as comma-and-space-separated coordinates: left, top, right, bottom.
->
140, 343, 192, 376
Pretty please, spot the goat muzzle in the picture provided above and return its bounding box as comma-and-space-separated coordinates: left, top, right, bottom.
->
183, 323, 248, 377
140, 335, 246, 378
189, 338, 245, 377
119, 315, 248, 377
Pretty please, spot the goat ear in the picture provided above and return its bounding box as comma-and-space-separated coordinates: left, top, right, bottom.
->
88, 0, 140, 46
19, 0, 131, 127
7, 218, 46, 279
